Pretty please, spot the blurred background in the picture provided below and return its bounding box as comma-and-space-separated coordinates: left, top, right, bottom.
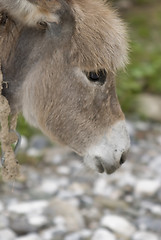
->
0, 1, 161, 240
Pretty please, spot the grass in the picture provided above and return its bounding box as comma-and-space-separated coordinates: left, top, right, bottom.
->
116, 0, 161, 113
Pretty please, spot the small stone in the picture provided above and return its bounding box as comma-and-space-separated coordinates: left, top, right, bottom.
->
93, 178, 108, 195
118, 173, 136, 191
150, 156, 161, 174
44, 147, 73, 165
0, 201, 4, 212
65, 230, 92, 240
30, 135, 50, 150
36, 179, 58, 195
136, 217, 161, 233
9, 214, 41, 234
133, 231, 159, 240
8, 200, 49, 214
101, 215, 136, 238
64, 233, 80, 240
20, 136, 28, 151
137, 94, 161, 122
0, 228, 16, 240
27, 215, 48, 228
135, 179, 160, 197
135, 121, 150, 131
27, 148, 42, 157
53, 216, 66, 228
0, 215, 9, 229
80, 196, 93, 208
16, 233, 42, 240
57, 166, 70, 175
126, 120, 136, 137
79, 229, 92, 239
69, 182, 86, 196
92, 229, 116, 240
49, 198, 85, 231
40, 226, 66, 240
141, 201, 161, 216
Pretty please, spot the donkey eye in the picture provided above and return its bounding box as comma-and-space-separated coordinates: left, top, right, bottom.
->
87, 70, 106, 85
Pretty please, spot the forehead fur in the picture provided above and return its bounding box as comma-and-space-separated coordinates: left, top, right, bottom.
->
0, 0, 128, 72
69, 0, 128, 72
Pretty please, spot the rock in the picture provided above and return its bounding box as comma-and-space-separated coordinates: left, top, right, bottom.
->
133, 231, 159, 240
136, 217, 161, 233
92, 228, 116, 240
141, 201, 161, 216
93, 178, 108, 195
36, 179, 58, 195
44, 147, 74, 165
117, 173, 136, 192
150, 156, 161, 174
80, 196, 93, 208
64, 230, 91, 240
0, 201, 4, 212
137, 94, 161, 122
49, 198, 85, 231
69, 182, 87, 196
20, 136, 28, 151
9, 214, 39, 234
79, 229, 92, 239
126, 120, 136, 137
0, 215, 9, 229
27, 148, 42, 157
40, 226, 66, 240
30, 135, 51, 150
64, 232, 81, 240
8, 200, 49, 214
134, 121, 150, 131
27, 215, 48, 228
16, 234, 42, 240
57, 166, 70, 175
95, 195, 129, 210
0, 228, 16, 240
135, 179, 160, 197
101, 215, 136, 238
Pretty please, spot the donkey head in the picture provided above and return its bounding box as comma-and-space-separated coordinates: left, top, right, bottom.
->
0, 0, 130, 174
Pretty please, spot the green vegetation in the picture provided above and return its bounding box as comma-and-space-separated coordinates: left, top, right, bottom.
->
17, 114, 40, 139
117, 0, 161, 112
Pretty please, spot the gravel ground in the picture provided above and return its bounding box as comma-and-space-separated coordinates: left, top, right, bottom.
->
0, 120, 161, 240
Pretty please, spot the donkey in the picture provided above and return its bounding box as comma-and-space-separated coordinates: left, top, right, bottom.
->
0, 0, 130, 174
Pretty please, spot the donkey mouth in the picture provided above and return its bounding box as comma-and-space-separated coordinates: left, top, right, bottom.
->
95, 157, 118, 174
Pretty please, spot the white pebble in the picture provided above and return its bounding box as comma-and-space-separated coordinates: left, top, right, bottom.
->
135, 179, 160, 197
57, 166, 70, 175
8, 200, 49, 214
28, 215, 48, 227
0, 228, 16, 240
0, 201, 4, 212
16, 233, 42, 240
133, 231, 159, 240
101, 215, 136, 238
0, 215, 9, 229
27, 148, 42, 157
37, 179, 58, 195
20, 136, 28, 150
92, 228, 116, 240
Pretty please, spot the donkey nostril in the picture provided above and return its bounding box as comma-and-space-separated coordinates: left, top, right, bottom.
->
120, 152, 127, 165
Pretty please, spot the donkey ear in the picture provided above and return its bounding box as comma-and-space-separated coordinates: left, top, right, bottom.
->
0, 0, 60, 27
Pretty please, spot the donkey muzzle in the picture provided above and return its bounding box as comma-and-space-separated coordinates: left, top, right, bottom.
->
84, 120, 130, 174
